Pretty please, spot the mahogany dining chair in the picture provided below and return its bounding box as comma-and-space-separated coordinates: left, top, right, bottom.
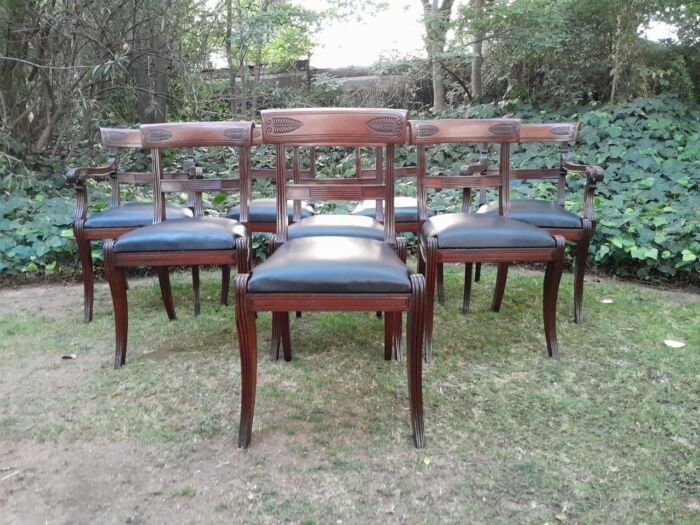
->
103, 121, 253, 368
234, 108, 426, 448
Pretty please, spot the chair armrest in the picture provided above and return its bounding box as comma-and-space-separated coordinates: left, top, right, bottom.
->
459, 151, 489, 176
66, 163, 116, 224
562, 160, 604, 222
65, 163, 116, 187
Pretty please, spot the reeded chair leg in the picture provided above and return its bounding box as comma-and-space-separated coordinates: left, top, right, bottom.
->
191, 265, 201, 316
104, 241, 128, 369
408, 274, 426, 448
543, 238, 565, 358
491, 263, 509, 312
156, 267, 176, 320
235, 275, 257, 448
221, 264, 231, 306
462, 263, 473, 314
474, 263, 481, 283
75, 229, 94, 323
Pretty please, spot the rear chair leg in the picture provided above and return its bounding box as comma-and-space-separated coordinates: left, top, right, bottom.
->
236, 275, 257, 448
191, 265, 201, 316
437, 263, 446, 305
384, 312, 393, 361
491, 263, 509, 312
280, 312, 292, 362
270, 312, 281, 361
574, 223, 593, 324
393, 312, 403, 361
423, 239, 438, 363
474, 262, 481, 283
543, 237, 565, 358
408, 274, 426, 448
220, 264, 231, 306
156, 267, 176, 320
462, 263, 473, 314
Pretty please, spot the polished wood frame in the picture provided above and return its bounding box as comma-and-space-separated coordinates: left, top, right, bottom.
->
104, 121, 254, 368
235, 108, 426, 448
410, 118, 566, 362
472, 123, 604, 323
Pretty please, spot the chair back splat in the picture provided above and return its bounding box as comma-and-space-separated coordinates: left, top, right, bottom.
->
140, 121, 255, 224
409, 118, 521, 219
99, 128, 145, 208
260, 108, 409, 247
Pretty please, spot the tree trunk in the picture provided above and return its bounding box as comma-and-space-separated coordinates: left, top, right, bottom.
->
470, 0, 484, 98
609, 11, 623, 104
152, 31, 169, 123
225, 0, 237, 117
421, 0, 454, 111
432, 59, 446, 110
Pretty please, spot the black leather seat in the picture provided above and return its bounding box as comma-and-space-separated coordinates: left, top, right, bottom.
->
287, 214, 385, 241
84, 202, 192, 229
421, 213, 556, 249
227, 198, 315, 223
478, 199, 582, 229
114, 217, 246, 253
248, 236, 411, 293
351, 196, 435, 222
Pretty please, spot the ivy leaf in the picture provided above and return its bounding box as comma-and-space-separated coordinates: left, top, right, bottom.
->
681, 250, 697, 262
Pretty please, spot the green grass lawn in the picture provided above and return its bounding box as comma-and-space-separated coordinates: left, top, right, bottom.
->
0, 264, 698, 523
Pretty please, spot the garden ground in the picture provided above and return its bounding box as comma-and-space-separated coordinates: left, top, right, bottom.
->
0, 265, 698, 524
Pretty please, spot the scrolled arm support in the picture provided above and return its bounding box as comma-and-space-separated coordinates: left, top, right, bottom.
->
562, 160, 604, 222
66, 164, 115, 224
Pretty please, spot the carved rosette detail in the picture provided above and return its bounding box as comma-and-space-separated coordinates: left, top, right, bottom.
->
366, 116, 404, 137
416, 124, 439, 138
550, 125, 574, 137
145, 129, 173, 142
488, 123, 518, 136
223, 127, 247, 142
265, 117, 303, 135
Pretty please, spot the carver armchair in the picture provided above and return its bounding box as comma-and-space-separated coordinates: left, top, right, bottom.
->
474, 123, 604, 323
67, 128, 193, 322
410, 119, 566, 362
234, 108, 425, 449
103, 121, 253, 368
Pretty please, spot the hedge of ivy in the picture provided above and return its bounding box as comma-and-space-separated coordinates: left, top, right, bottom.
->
1, 96, 698, 281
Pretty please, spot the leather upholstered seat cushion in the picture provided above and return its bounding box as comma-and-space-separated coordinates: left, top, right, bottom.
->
227, 198, 315, 223
248, 236, 411, 293
114, 217, 246, 253
478, 199, 582, 229
421, 213, 556, 249
287, 214, 385, 241
84, 202, 192, 229
351, 196, 435, 222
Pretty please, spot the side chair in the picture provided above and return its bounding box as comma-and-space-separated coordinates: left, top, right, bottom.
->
103, 121, 253, 368
67, 128, 193, 322
474, 123, 604, 322
234, 108, 426, 449
410, 118, 566, 362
